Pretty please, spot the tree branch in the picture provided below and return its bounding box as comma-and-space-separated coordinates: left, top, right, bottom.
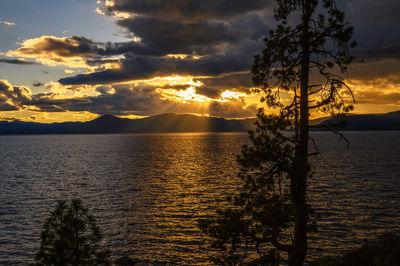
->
310, 124, 350, 148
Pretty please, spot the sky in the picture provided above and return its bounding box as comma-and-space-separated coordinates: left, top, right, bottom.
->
0, 0, 399, 123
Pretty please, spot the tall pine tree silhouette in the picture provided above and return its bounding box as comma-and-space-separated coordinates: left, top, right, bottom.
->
201, 0, 356, 265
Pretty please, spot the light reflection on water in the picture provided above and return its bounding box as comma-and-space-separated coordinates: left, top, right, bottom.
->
0, 132, 399, 264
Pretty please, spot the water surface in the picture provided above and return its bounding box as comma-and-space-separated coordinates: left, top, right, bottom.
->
0, 132, 399, 264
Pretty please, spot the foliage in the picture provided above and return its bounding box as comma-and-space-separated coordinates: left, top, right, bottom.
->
252, 0, 356, 117
200, 111, 292, 264
200, 0, 356, 265
200, 110, 318, 264
310, 232, 400, 266
33, 199, 110, 266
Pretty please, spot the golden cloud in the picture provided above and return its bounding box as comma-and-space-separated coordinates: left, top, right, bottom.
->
45, 82, 107, 99
0, 110, 98, 123
7, 36, 92, 68
347, 78, 400, 107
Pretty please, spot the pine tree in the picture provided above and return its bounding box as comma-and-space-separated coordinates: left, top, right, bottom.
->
34, 199, 111, 266
200, 0, 355, 265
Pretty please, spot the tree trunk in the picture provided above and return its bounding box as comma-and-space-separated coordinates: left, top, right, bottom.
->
289, 2, 311, 265
74, 209, 79, 266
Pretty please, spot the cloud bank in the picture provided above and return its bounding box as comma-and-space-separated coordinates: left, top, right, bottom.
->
2, 0, 400, 121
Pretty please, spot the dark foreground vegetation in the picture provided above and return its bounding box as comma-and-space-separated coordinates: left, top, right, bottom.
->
32, 199, 110, 266
310, 232, 400, 266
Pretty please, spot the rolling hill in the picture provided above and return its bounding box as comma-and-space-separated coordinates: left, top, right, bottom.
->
0, 113, 256, 134
317, 111, 400, 131
0, 111, 399, 134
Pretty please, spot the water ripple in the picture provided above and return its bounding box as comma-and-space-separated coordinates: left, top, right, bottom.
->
0, 132, 399, 264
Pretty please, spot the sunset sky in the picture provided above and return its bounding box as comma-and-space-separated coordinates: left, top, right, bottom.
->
0, 0, 399, 122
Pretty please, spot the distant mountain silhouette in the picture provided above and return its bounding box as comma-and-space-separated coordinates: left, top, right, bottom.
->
0, 111, 399, 135
316, 111, 400, 131
0, 113, 256, 134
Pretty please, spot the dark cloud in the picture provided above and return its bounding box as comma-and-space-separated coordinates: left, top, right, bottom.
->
85, 58, 121, 66
9, 0, 272, 88
28, 90, 136, 114
32, 82, 44, 87
8, 36, 136, 67
55, 0, 395, 85
116, 16, 246, 55
0, 101, 19, 111
7, 36, 104, 67
194, 72, 253, 98
59, 54, 249, 85
10, 11, 269, 62
13, 36, 98, 58
0, 80, 31, 102
0, 103, 18, 111
194, 86, 222, 99
356, 45, 400, 61
27, 97, 85, 112
160, 84, 190, 91
0, 80, 32, 110
59, 39, 264, 85
4, 0, 400, 120
19, 84, 166, 115
0, 58, 37, 65
64, 55, 246, 84
230, 13, 271, 41
103, 0, 272, 23
348, 59, 400, 81
0, 78, 257, 118
343, 0, 400, 61
95, 85, 114, 95
208, 101, 258, 118
8, 0, 271, 86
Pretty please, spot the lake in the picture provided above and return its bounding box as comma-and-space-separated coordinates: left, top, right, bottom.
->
0, 132, 399, 264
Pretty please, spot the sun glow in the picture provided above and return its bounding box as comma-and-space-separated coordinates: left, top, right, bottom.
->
158, 85, 250, 105
147, 75, 251, 104
221, 90, 247, 100
166, 54, 203, 60
105, 0, 114, 7
160, 87, 211, 103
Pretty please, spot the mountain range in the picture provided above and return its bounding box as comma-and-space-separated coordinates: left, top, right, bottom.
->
0, 111, 399, 134
317, 110, 400, 131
